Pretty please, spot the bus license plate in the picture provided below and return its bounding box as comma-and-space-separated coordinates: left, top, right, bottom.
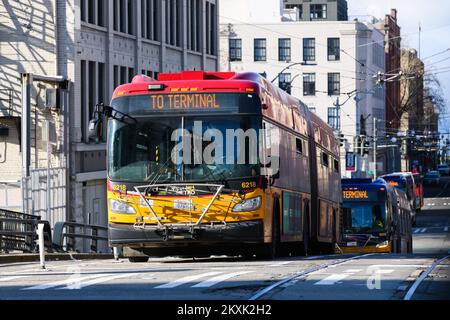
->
174, 199, 193, 210
347, 241, 357, 247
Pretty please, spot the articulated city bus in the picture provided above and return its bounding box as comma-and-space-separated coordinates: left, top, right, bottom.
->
338, 178, 413, 254
91, 71, 341, 262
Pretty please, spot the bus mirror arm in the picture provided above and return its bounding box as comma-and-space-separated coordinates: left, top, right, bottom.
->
93, 103, 137, 124
88, 103, 137, 140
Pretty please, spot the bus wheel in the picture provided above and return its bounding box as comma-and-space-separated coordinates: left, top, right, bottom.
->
259, 199, 281, 260
128, 256, 149, 263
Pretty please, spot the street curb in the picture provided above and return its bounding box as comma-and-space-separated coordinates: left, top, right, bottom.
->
0, 253, 114, 264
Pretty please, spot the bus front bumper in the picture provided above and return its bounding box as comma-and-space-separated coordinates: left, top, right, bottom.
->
108, 220, 264, 248
335, 243, 391, 254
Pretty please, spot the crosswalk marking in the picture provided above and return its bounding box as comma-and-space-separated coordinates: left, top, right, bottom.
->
0, 276, 28, 282
58, 273, 138, 290
154, 272, 222, 289
445, 227, 449, 232
191, 271, 253, 288
23, 274, 108, 290
314, 274, 350, 285
344, 269, 362, 273
268, 261, 293, 267
420, 228, 427, 233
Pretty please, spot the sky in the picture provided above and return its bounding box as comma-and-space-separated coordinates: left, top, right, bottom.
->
347, 0, 450, 136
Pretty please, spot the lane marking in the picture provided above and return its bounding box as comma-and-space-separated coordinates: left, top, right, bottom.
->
421, 228, 427, 233
268, 261, 293, 267
344, 269, 362, 273
444, 227, 449, 232
375, 269, 394, 274
404, 255, 450, 300
58, 273, 139, 290
0, 276, 29, 282
23, 274, 108, 290
303, 256, 323, 260
249, 254, 374, 300
154, 272, 223, 289
191, 271, 253, 288
413, 228, 420, 234
314, 274, 350, 285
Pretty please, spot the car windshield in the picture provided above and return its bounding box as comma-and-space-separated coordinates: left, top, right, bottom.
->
426, 172, 439, 177
343, 202, 387, 234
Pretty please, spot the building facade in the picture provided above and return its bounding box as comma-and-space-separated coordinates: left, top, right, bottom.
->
283, 0, 348, 21
220, 0, 386, 178
0, 0, 219, 252
376, 9, 402, 173
399, 49, 424, 172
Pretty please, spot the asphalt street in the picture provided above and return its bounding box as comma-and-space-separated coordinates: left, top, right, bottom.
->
0, 177, 448, 300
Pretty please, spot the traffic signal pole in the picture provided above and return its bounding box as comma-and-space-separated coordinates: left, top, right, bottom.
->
373, 117, 377, 179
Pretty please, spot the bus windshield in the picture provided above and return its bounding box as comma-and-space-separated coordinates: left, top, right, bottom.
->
343, 202, 387, 234
107, 114, 261, 183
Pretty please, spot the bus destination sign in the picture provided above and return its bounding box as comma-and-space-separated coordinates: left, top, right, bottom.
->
151, 94, 220, 111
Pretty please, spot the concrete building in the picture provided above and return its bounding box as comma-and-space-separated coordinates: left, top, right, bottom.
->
220, 0, 386, 178
376, 9, 402, 173
283, 0, 348, 21
0, 0, 219, 252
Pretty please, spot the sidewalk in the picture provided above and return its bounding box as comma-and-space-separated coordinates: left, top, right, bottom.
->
0, 253, 113, 264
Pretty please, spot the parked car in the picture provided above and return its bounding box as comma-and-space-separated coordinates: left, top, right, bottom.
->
437, 164, 450, 175
423, 171, 440, 185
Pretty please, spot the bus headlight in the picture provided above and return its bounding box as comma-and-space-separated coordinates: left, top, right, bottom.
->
232, 196, 261, 212
109, 199, 136, 214
376, 240, 389, 248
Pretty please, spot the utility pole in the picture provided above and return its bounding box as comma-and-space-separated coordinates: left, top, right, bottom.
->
373, 117, 377, 179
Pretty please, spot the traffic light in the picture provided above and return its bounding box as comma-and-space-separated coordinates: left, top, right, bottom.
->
339, 134, 345, 147
354, 136, 362, 155
363, 140, 370, 156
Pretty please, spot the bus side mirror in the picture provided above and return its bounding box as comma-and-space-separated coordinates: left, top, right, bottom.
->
88, 118, 102, 141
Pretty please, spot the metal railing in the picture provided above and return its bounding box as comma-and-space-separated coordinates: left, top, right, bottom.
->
52, 221, 108, 253
0, 208, 52, 253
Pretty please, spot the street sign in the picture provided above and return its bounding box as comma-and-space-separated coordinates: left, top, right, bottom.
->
346, 152, 355, 171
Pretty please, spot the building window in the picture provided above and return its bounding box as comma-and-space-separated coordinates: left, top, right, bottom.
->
303, 73, 315, 96
334, 159, 339, 172
187, 0, 201, 52
254, 38, 267, 61
279, 73, 291, 94
303, 38, 315, 62
114, 0, 134, 35
327, 107, 340, 130
80, 0, 106, 27
141, 0, 159, 41
310, 4, 327, 19
278, 38, 291, 62
328, 73, 340, 95
165, 0, 182, 47
328, 38, 340, 61
205, 2, 217, 55
81, 60, 106, 142
229, 39, 242, 61
285, 4, 302, 19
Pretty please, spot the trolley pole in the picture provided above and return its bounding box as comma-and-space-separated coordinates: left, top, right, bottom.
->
373, 117, 377, 179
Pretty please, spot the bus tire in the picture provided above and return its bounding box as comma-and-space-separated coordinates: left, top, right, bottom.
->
128, 256, 149, 263
259, 198, 281, 260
